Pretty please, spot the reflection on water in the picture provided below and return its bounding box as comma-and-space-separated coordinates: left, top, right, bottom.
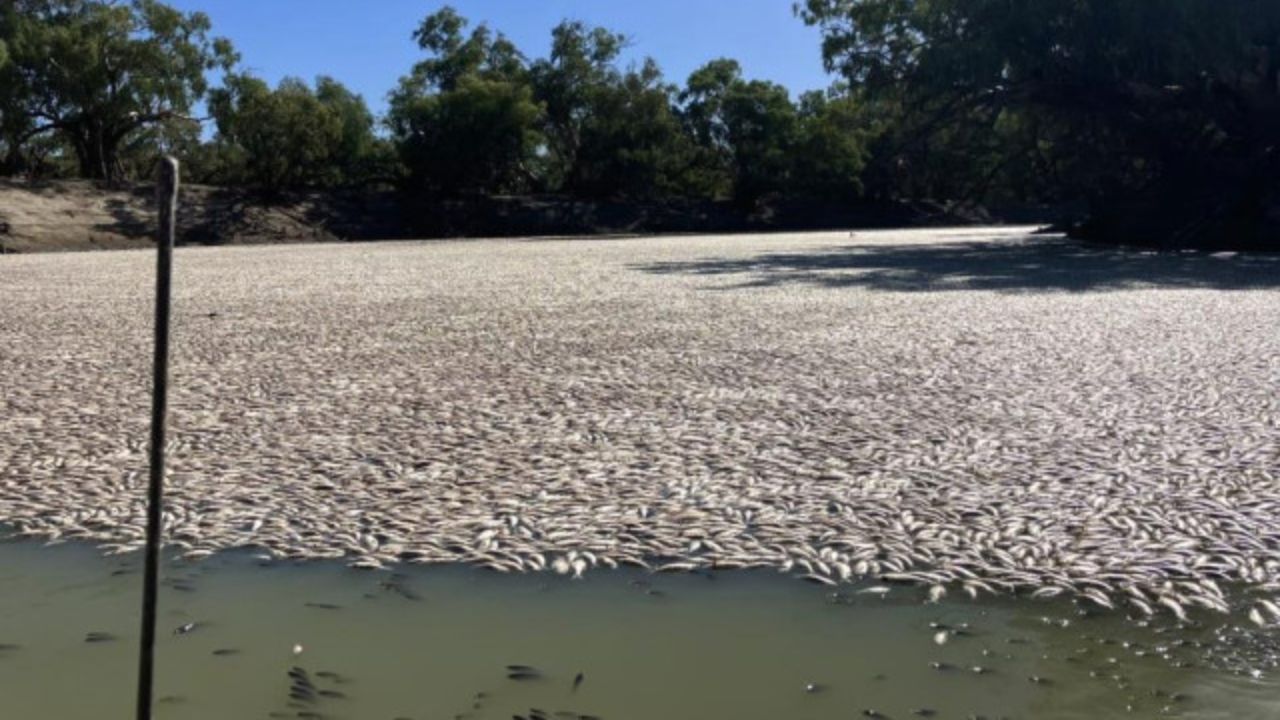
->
0, 540, 1276, 719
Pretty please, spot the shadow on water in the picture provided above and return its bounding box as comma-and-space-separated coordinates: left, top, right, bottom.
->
633, 235, 1280, 293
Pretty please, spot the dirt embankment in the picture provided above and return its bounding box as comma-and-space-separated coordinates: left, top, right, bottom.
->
0, 179, 1038, 253
0, 180, 405, 253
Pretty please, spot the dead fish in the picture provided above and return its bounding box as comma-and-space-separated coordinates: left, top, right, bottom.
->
508, 671, 541, 681
173, 622, 197, 635
913, 710, 937, 717
211, 648, 240, 656
507, 664, 538, 673
85, 632, 116, 643
317, 690, 345, 699
0, 643, 21, 651
572, 672, 584, 691
304, 602, 343, 610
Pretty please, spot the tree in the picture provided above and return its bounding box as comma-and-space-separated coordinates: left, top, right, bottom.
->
798, 0, 1280, 248
314, 77, 390, 185
791, 90, 868, 202
681, 60, 800, 205
530, 21, 628, 192
206, 74, 383, 192
387, 6, 541, 196
0, 0, 235, 181
527, 22, 693, 199
569, 59, 696, 200
0, 33, 26, 173
677, 58, 740, 199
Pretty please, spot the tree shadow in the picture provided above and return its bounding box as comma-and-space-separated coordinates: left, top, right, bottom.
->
633, 234, 1280, 293
96, 192, 152, 238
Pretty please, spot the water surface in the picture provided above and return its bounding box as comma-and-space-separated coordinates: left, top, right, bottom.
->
0, 540, 1276, 719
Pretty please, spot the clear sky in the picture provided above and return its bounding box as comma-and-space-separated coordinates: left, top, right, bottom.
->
165, 0, 834, 119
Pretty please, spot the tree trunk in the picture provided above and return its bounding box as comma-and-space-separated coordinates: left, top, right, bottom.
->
71, 120, 118, 182
0, 141, 24, 176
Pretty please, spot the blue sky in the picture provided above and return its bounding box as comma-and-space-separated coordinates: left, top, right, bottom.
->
167, 0, 834, 119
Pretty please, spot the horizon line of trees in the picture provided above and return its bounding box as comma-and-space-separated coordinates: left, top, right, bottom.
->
3, 1, 1278, 247
0, 1, 870, 209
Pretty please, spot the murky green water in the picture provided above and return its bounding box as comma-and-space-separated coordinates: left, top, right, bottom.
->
0, 540, 1277, 719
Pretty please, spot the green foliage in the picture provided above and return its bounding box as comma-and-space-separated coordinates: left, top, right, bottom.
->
388, 7, 541, 196
529, 22, 694, 199
389, 75, 541, 197
408, 6, 525, 91
569, 59, 695, 200
721, 78, 799, 205
800, 0, 1280, 245
385, 9, 869, 205
207, 74, 384, 192
0, 0, 235, 180
3, 1, 886, 217
792, 91, 867, 201
681, 59, 859, 206
529, 21, 628, 191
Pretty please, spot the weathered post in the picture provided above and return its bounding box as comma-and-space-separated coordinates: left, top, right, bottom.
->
136, 156, 178, 720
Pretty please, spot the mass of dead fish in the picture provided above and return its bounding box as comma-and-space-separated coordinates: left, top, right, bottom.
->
0, 229, 1277, 625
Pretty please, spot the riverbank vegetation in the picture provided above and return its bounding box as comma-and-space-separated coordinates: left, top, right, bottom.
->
2, 1, 1277, 249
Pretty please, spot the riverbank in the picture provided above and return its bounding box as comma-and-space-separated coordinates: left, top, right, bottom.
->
0, 178, 1035, 253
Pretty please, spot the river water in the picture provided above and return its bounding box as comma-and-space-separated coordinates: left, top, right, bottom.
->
0, 539, 1276, 719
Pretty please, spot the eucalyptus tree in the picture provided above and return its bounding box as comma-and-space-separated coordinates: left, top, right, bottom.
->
681, 59, 801, 205
791, 89, 868, 202
387, 6, 541, 196
798, 0, 1280, 247
529, 21, 627, 192
206, 74, 382, 192
528, 22, 693, 199
0, 0, 235, 181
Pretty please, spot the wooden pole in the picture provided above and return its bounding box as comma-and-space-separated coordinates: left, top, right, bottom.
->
136, 156, 178, 720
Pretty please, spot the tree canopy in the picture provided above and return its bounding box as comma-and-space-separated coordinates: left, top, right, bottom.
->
206, 74, 386, 192
0, 0, 235, 180
798, 0, 1280, 247
385, 8, 540, 196
3, 0, 1277, 248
